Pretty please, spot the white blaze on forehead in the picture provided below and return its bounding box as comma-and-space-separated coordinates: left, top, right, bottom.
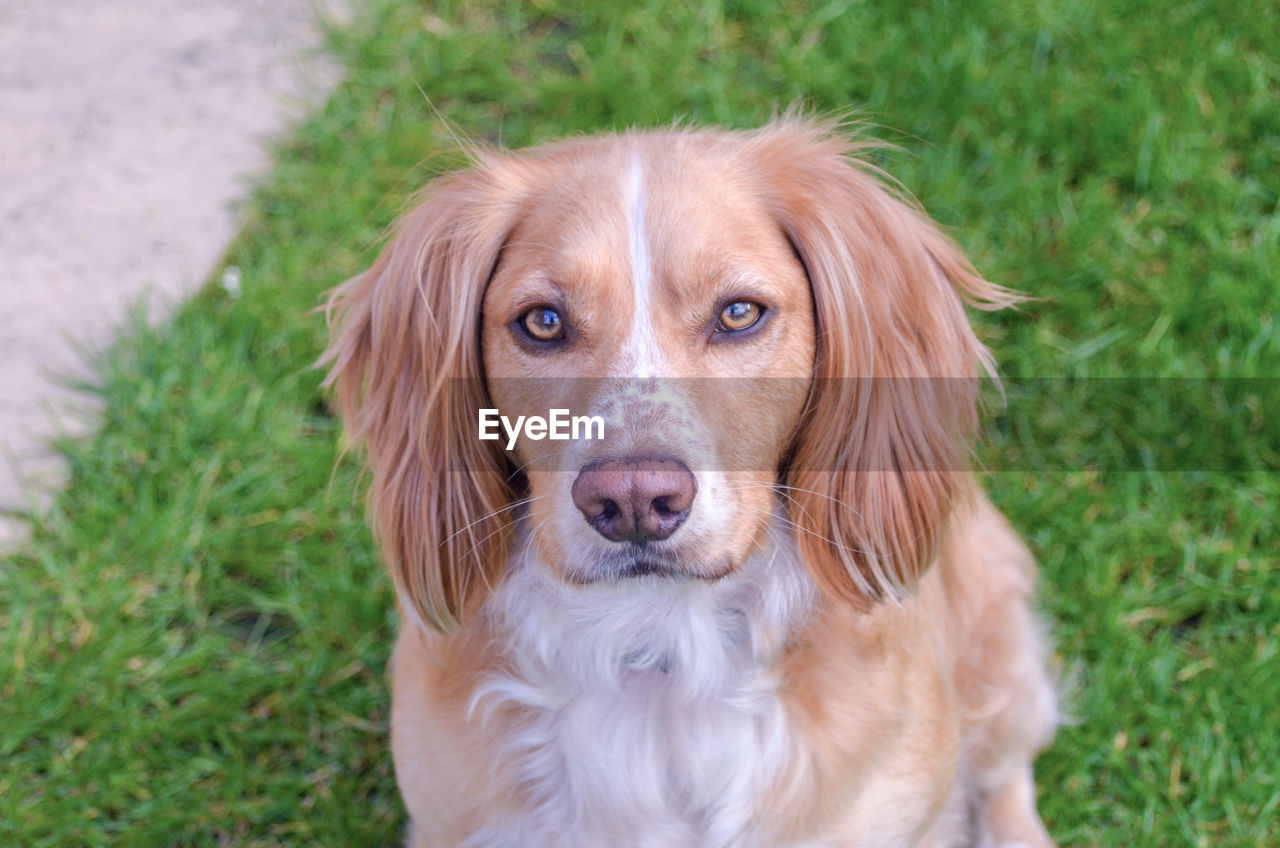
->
625, 150, 661, 378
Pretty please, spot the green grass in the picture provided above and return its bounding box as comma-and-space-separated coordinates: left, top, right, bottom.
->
2, 0, 1277, 844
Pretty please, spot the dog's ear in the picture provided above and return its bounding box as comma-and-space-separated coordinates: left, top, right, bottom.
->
749, 120, 1017, 605
322, 156, 530, 632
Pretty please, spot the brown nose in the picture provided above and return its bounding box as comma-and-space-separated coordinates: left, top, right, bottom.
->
570, 458, 697, 543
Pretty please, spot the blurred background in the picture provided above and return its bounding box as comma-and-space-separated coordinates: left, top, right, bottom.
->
1, 1, 1276, 845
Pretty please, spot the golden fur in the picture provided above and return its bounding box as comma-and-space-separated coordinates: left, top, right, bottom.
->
323, 119, 1059, 847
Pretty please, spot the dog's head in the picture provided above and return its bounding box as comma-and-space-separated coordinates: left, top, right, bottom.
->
324, 120, 1013, 631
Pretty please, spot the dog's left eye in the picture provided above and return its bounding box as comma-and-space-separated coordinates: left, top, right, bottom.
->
519, 306, 566, 342
716, 300, 764, 333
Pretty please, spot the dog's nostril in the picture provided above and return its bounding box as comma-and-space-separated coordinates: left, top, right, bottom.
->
570, 458, 697, 544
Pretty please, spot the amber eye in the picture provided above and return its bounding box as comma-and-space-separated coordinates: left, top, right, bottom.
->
520, 306, 565, 342
717, 300, 763, 332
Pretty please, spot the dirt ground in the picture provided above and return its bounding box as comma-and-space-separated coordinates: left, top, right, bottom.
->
0, 0, 346, 547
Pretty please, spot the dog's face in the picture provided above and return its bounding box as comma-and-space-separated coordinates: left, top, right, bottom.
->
481, 140, 814, 583
325, 121, 1014, 630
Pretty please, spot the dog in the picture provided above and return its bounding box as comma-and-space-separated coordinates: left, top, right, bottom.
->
323, 118, 1060, 847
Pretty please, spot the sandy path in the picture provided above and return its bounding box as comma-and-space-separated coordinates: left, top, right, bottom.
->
0, 0, 346, 547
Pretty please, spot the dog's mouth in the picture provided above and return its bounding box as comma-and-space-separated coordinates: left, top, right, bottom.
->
617, 558, 674, 579
567, 548, 735, 584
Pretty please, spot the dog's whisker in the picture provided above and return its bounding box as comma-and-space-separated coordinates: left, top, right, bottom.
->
443, 495, 539, 545
505, 450, 568, 479
721, 479, 867, 520
457, 507, 538, 564
734, 501, 873, 556
720, 480, 849, 537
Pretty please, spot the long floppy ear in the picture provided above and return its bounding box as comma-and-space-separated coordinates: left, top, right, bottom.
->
321, 155, 530, 632
748, 120, 1018, 605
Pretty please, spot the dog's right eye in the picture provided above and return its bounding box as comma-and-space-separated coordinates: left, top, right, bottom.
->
518, 306, 566, 343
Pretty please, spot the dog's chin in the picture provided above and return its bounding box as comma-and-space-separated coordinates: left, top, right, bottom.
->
564, 549, 736, 585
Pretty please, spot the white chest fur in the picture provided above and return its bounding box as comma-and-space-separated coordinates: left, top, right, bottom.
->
465, 531, 815, 848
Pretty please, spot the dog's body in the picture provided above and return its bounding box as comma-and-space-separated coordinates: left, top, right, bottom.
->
390, 493, 1055, 847
325, 121, 1059, 847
